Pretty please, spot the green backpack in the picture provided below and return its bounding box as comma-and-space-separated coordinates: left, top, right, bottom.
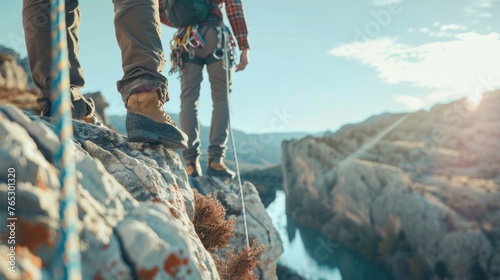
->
162, 0, 211, 28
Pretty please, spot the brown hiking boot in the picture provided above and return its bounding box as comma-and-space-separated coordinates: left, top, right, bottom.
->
185, 160, 202, 177
77, 97, 103, 126
78, 97, 103, 126
126, 91, 188, 149
80, 114, 104, 126
41, 96, 103, 126
207, 158, 235, 179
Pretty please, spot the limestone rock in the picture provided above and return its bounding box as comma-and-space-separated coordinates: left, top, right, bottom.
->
282, 92, 500, 279
0, 105, 218, 279
193, 176, 284, 280
0, 53, 28, 91
0, 46, 34, 90
241, 165, 283, 208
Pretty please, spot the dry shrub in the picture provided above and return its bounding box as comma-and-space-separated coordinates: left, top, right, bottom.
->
193, 189, 236, 253
193, 190, 266, 280
215, 240, 265, 280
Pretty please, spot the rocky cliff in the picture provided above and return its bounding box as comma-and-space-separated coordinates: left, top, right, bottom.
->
0, 46, 34, 90
0, 104, 281, 280
0, 47, 39, 115
282, 92, 500, 279
241, 165, 283, 208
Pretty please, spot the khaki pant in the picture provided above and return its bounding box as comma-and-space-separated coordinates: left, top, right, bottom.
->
180, 25, 233, 162
22, 0, 168, 118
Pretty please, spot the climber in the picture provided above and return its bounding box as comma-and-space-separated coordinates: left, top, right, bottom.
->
160, 0, 250, 178
22, 0, 188, 149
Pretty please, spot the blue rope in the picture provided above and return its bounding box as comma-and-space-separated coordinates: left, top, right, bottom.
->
50, 0, 82, 279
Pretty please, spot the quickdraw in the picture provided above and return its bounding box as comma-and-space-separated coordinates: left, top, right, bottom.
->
169, 23, 237, 77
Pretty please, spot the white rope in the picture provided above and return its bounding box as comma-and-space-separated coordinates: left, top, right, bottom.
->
229, 120, 250, 248
223, 31, 250, 248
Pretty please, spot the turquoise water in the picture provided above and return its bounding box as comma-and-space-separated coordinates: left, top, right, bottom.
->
266, 190, 394, 280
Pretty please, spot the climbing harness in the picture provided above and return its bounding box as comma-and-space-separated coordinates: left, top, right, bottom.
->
50, 0, 82, 279
168, 22, 236, 77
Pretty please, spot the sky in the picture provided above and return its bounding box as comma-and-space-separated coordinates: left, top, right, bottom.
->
1, 0, 500, 134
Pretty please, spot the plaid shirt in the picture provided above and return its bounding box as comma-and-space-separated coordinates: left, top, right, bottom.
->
160, 0, 250, 50
213, 0, 249, 50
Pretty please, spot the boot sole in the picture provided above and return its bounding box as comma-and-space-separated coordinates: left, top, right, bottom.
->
126, 113, 188, 149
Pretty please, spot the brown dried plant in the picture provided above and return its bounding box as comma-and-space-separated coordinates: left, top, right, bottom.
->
215, 240, 265, 280
193, 190, 266, 280
193, 189, 236, 253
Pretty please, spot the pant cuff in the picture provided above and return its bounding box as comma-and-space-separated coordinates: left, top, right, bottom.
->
39, 90, 95, 119
183, 149, 201, 162
208, 145, 226, 161
120, 76, 169, 106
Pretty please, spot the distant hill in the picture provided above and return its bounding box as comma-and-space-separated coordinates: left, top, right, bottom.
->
109, 114, 316, 172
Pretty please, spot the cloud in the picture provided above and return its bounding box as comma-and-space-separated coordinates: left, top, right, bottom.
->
425, 24, 468, 38
477, 0, 500, 7
330, 32, 500, 106
464, 0, 499, 18
373, 0, 401, 6
418, 27, 429, 34
428, 32, 454, 38
440, 24, 466, 31
408, 24, 467, 38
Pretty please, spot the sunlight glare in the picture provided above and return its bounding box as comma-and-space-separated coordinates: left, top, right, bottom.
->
466, 93, 483, 111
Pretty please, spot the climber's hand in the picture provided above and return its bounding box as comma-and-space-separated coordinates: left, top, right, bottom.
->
236, 49, 249, 72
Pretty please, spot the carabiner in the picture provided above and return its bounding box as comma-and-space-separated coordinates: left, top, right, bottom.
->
188, 37, 200, 48
213, 48, 225, 60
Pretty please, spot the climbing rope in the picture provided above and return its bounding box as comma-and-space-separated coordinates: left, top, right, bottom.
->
224, 32, 250, 248
229, 121, 250, 248
50, 0, 82, 279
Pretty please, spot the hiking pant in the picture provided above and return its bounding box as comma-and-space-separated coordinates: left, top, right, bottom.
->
22, 0, 168, 118
180, 25, 233, 162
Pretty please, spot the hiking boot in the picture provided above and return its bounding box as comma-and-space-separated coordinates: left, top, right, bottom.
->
207, 158, 235, 179
80, 114, 104, 126
185, 160, 202, 177
41, 97, 104, 126
79, 97, 104, 126
126, 91, 188, 149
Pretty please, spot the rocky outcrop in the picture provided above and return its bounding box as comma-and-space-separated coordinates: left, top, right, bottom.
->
0, 105, 216, 279
282, 92, 500, 279
241, 165, 283, 207
0, 45, 35, 90
0, 104, 281, 280
276, 264, 306, 280
0, 47, 39, 115
0, 52, 28, 91
0, 87, 40, 115
192, 176, 283, 280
